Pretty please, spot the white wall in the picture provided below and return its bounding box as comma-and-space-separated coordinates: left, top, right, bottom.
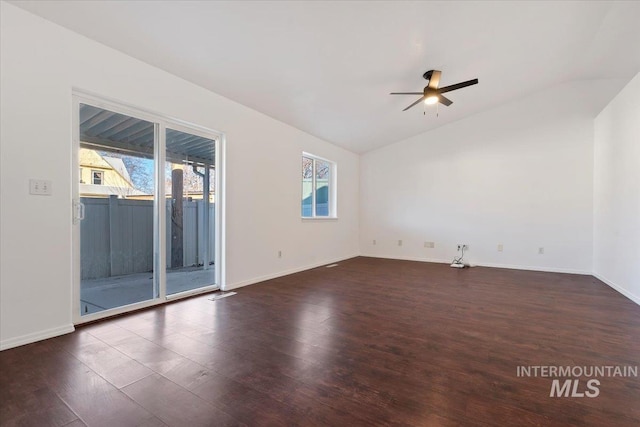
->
0, 3, 359, 349
360, 80, 626, 274
593, 73, 640, 304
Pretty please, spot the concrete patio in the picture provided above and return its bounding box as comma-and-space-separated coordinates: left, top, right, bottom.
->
80, 266, 216, 314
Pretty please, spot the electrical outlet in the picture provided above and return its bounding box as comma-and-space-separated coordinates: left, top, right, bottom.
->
398, 240, 403, 247
538, 247, 544, 255
424, 241, 435, 248
498, 244, 504, 252
29, 179, 52, 196
457, 244, 468, 251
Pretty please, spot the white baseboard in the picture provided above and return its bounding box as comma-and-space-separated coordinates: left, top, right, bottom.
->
359, 253, 591, 275
0, 324, 75, 351
223, 253, 360, 291
472, 262, 591, 275
360, 253, 451, 265
593, 273, 640, 306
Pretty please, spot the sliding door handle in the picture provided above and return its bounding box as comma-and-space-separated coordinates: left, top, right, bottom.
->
73, 200, 85, 223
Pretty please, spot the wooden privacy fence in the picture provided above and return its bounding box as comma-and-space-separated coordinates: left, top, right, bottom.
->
81, 196, 215, 280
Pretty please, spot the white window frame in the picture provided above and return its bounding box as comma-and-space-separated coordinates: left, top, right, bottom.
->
91, 169, 103, 185
301, 152, 337, 219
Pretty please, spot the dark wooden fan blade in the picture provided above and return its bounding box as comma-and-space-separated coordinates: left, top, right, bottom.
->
403, 96, 425, 111
428, 70, 441, 89
439, 95, 453, 106
390, 92, 423, 95
438, 79, 478, 94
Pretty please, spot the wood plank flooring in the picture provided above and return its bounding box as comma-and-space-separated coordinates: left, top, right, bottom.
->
1, 257, 639, 426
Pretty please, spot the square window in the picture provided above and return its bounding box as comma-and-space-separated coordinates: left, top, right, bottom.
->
92, 170, 104, 185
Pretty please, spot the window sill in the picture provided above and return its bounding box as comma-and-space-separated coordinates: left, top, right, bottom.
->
301, 217, 338, 221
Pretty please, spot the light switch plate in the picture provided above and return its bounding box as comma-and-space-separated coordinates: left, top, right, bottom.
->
29, 179, 52, 195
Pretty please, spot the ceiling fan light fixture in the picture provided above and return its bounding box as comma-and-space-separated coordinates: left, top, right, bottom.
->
424, 95, 439, 105
392, 70, 478, 112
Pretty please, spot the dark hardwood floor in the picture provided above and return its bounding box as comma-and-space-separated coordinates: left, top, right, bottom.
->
1, 257, 639, 426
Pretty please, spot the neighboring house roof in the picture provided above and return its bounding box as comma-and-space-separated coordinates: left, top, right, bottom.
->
79, 148, 149, 197
80, 184, 146, 197
102, 156, 133, 186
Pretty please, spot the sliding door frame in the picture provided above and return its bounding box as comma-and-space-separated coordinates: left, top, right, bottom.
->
71, 89, 225, 324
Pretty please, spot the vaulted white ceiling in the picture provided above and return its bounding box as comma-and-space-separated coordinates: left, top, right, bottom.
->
11, 1, 640, 153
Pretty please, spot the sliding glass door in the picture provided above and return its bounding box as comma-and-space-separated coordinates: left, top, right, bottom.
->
165, 128, 216, 296
73, 96, 221, 321
77, 104, 158, 315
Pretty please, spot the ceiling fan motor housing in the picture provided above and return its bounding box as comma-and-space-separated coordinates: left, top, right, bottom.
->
423, 70, 435, 80
424, 87, 437, 95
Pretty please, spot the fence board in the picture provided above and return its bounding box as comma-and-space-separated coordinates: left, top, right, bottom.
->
183, 201, 198, 266
81, 197, 214, 279
80, 198, 110, 279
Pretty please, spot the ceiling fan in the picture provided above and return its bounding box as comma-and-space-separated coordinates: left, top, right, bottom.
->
391, 70, 478, 111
